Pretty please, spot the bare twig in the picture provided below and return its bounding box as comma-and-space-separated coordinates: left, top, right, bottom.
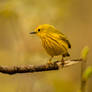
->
0, 59, 82, 75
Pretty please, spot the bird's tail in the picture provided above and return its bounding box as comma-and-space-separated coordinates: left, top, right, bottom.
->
63, 52, 70, 57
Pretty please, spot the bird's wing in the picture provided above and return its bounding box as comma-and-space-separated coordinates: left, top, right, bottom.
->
55, 30, 71, 49
61, 37, 71, 48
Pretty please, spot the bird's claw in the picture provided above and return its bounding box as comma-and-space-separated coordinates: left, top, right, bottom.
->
47, 61, 53, 65
61, 58, 65, 68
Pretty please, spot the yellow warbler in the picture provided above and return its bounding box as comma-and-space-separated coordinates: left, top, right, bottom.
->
30, 24, 71, 63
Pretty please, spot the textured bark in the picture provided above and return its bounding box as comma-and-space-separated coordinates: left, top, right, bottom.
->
0, 59, 82, 75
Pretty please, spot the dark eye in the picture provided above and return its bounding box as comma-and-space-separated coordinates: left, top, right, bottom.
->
38, 29, 40, 32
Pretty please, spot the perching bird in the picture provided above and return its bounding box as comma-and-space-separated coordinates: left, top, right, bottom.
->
30, 24, 71, 64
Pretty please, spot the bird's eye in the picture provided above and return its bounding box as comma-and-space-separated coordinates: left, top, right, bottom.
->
38, 29, 40, 32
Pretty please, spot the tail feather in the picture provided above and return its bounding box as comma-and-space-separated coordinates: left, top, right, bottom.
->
63, 53, 70, 57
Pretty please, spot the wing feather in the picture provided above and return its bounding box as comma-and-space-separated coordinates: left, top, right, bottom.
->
51, 30, 71, 49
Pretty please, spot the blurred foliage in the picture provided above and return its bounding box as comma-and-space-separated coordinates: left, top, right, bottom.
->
81, 46, 89, 60
0, 0, 92, 92
83, 67, 92, 81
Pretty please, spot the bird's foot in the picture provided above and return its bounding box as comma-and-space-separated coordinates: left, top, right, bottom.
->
47, 61, 53, 65
61, 58, 65, 68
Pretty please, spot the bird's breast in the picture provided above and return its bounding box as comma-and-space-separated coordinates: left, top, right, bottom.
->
41, 36, 67, 56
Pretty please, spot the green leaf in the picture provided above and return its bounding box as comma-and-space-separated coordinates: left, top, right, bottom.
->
83, 67, 92, 81
81, 46, 89, 60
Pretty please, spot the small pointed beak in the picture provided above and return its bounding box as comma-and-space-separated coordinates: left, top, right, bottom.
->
29, 32, 37, 34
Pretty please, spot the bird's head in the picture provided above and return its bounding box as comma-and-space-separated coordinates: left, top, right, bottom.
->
30, 24, 56, 37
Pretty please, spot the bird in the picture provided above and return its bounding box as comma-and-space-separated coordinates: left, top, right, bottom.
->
30, 24, 71, 64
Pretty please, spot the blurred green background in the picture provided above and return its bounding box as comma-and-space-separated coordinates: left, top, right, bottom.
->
0, 0, 92, 92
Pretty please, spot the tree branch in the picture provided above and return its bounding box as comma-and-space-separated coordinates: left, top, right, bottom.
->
0, 59, 82, 75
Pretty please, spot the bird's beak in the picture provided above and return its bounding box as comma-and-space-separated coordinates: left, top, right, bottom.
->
30, 32, 37, 34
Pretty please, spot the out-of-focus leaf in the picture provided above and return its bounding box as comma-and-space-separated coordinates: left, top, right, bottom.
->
81, 46, 89, 60
83, 67, 92, 81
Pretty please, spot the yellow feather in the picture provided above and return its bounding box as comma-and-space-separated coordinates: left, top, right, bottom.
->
30, 24, 71, 59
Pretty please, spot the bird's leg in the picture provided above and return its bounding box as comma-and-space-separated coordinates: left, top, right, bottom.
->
61, 56, 65, 68
48, 56, 53, 64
